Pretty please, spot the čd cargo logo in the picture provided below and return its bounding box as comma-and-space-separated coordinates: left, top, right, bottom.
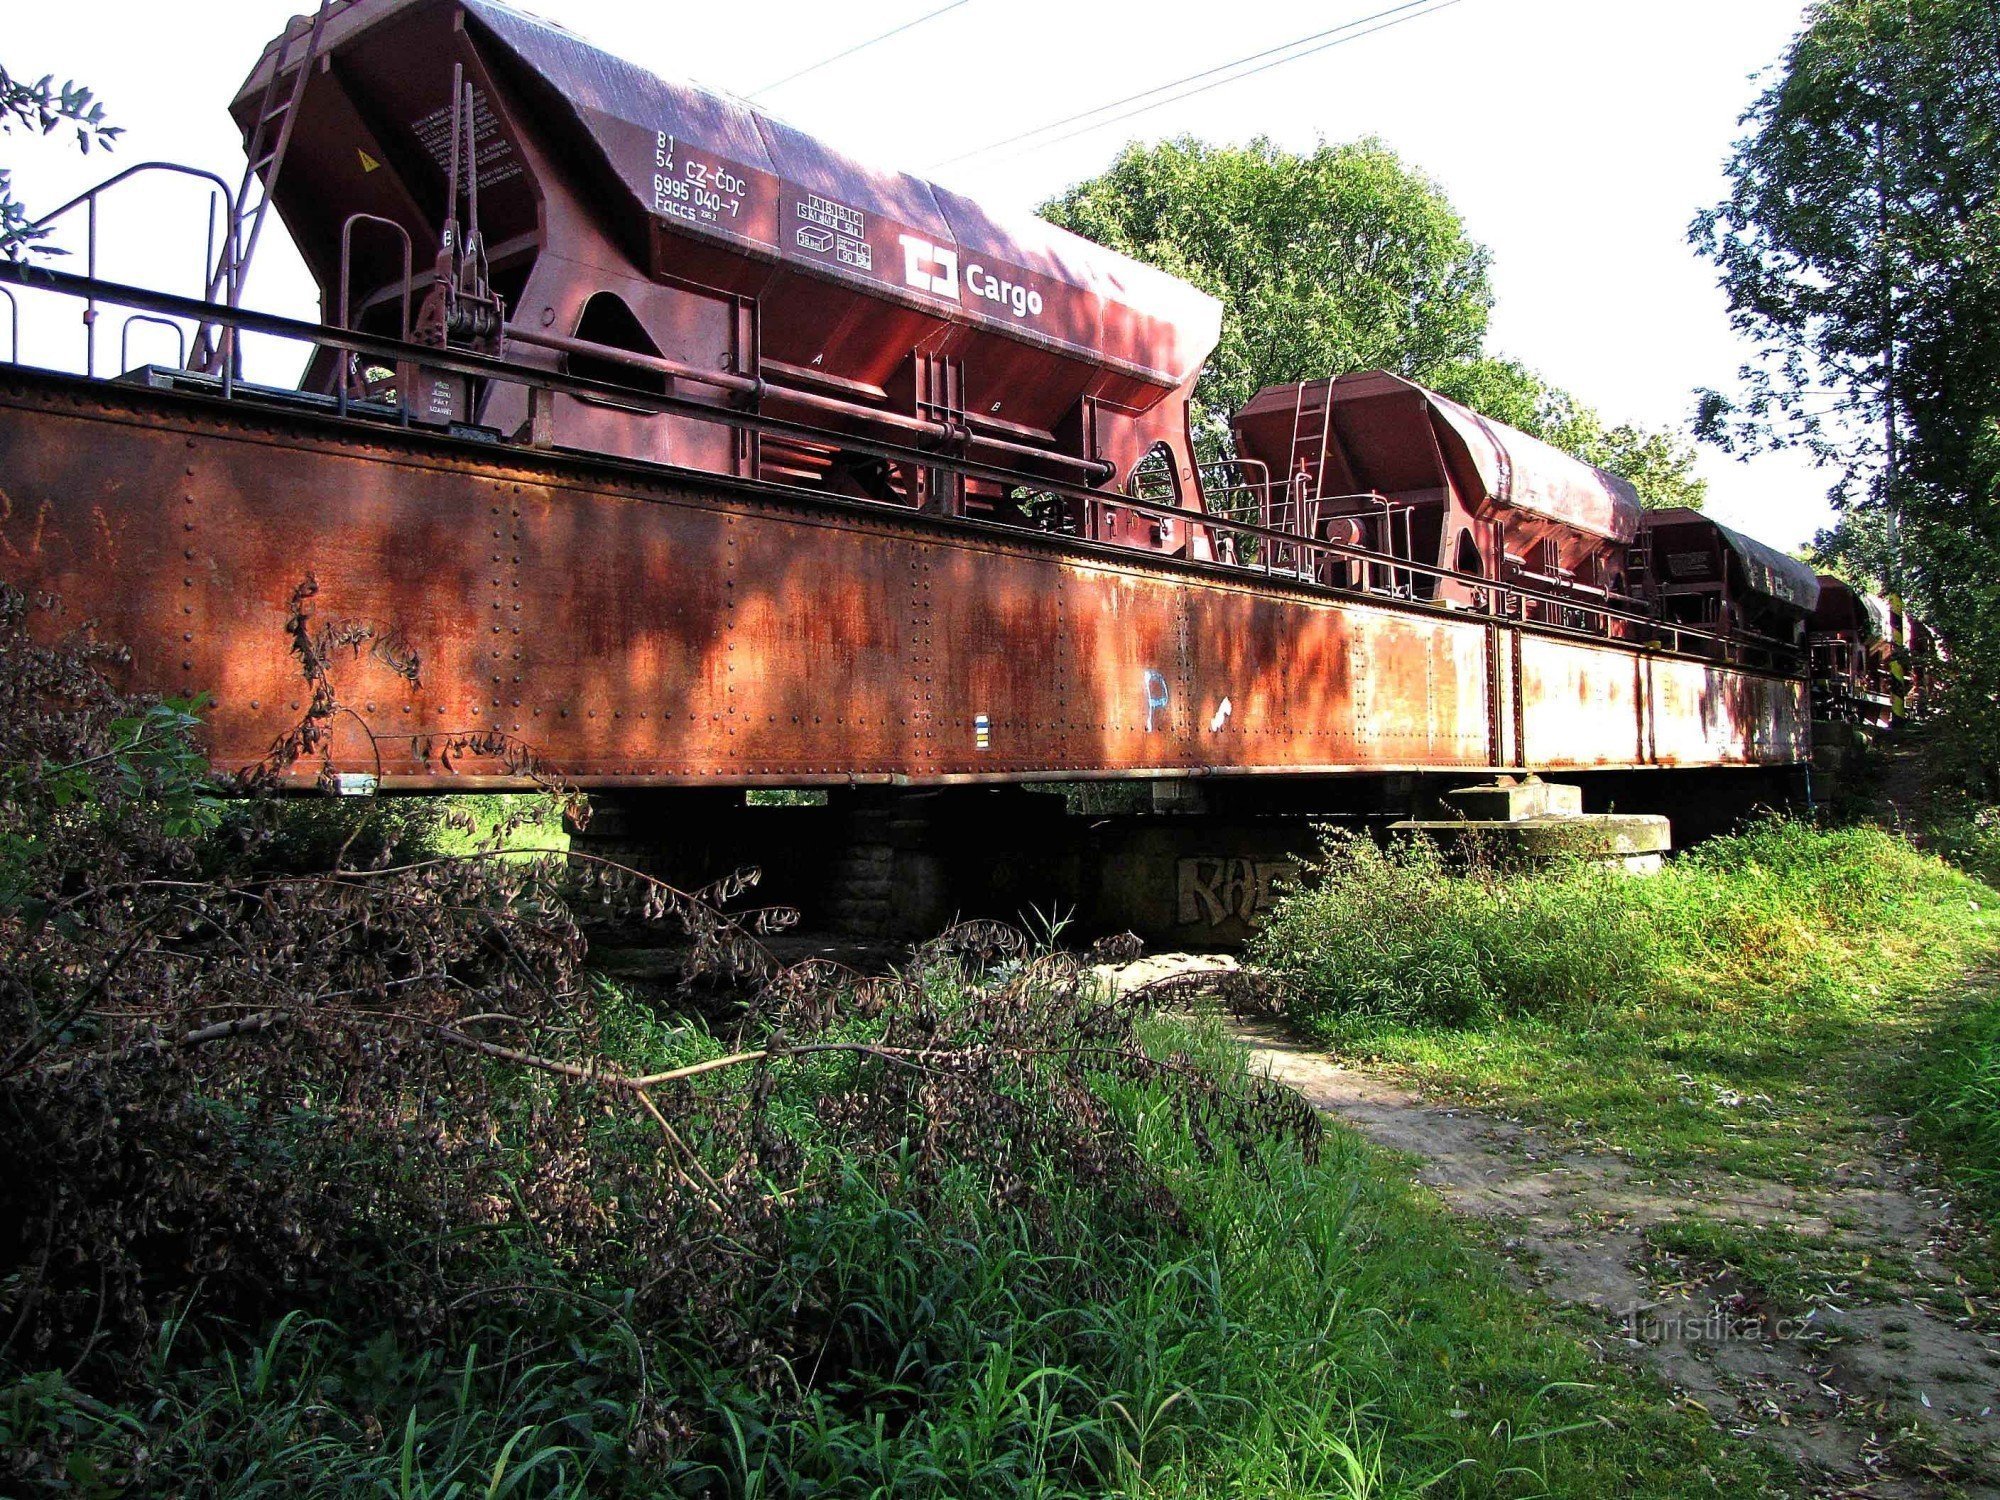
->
899, 235, 1044, 320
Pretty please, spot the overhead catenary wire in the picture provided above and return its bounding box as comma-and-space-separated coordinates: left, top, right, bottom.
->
749, 1, 974, 98
934, 0, 1436, 167
935, 0, 1468, 169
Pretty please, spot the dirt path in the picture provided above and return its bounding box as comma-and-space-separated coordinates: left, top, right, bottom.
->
1107, 957, 2000, 1496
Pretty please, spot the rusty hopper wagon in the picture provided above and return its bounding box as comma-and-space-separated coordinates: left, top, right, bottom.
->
1808, 577, 1936, 729
250, 0, 1221, 550
0, 0, 1831, 933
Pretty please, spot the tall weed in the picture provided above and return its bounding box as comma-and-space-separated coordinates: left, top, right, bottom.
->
1254, 819, 1990, 1038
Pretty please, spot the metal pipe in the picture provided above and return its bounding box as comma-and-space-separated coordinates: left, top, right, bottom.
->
28, 160, 240, 239
85, 196, 97, 378
445, 64, 463, 250
504, 322, 763, 396
463, 81, 480, 252
505, 321, 1114, 480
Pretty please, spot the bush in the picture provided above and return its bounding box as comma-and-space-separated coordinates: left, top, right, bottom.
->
1253, 819, 1990, 1038
1246, 831, 1650, 1027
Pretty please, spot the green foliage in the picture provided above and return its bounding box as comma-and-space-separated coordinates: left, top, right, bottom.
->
1256, 819, 1985, 1035
1041, 138, 1704, 502
0, 1004, 1784, 1498
0, 61, 118, 258
0, 695, 224, 904
1252, 817, 2000, 1189
1248, 831, 1640, 1028
1910, 985, 2000, 1200
1695, 0, 2000, 781
1692, 0, 1996, 499
1040, 136, 1494, 453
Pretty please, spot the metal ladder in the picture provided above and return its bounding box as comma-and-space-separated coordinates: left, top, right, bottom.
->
1272, 377, 1336, 572
192, 0, 334, 375
1283, 376, 1339, 535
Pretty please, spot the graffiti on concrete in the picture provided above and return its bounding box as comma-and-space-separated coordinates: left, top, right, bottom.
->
1176, 856, 1298, 928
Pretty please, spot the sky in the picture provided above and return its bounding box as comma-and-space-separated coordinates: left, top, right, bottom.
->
3, 0, 1836, 548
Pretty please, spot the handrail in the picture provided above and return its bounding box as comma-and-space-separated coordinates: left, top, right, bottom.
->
25, 161, 239, 380
119, 314, 187, 372
336, 212, 414, 416
0, 258, 1805, 675
28, 160, 240, 237
338, 213, 414, 342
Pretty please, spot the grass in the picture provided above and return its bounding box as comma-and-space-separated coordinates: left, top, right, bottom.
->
2, 987, 1791, 1497
1250, 813, 2000, 1394
20, 782, 2000, 1494
1252, 819, 2000, 1184
1641, 1217, 1903, 1314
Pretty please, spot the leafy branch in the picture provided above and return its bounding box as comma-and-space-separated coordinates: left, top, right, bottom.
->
0, 61, 120, 260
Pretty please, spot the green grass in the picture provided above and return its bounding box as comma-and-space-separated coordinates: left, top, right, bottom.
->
1641, 1217, 1902, 1314
1906, 980, 2000, 1221
2, 994, 1789, 1497
1252, 819, 2000, 1184
428, 793, 571, 856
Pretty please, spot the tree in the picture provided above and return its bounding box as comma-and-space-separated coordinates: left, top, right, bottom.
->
1694, 0, 2000, 780
1041, 136, 1494, 452
0, 62, 117, 259
1431, 356, 1708, 510
1043, 137, 1706, 507
1693, 0, 2000, 552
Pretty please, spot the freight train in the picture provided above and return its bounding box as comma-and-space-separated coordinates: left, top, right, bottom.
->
0, 0, 1921, 836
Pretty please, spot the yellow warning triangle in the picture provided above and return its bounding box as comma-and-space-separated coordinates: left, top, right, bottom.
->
358, 148, 381, 173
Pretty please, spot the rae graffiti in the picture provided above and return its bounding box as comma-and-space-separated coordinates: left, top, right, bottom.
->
1177, 857, 1299, 929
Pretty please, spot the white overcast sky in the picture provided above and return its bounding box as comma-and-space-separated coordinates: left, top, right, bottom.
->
3, 0, 1833, 548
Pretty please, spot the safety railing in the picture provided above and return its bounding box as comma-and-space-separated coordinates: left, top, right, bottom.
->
0, 257, 1806, 677
119, 313, 188, 372
24, 162, 240, 385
